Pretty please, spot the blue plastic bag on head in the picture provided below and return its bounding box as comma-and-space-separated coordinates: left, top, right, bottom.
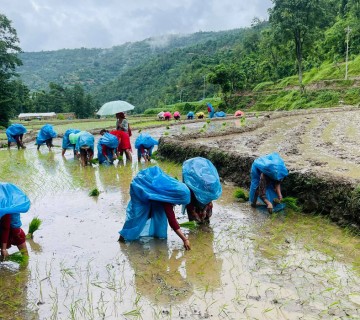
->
249, 152, 288, 212
182, 157, 222, 206
62, 129, 80, 149
0, 183, 30, 222
6, 124, 27, 142
135, 133, 158, 149
119, 166, 190, 241
97, 132, 118, 164
187, 111, 194, 117
36, 124, 57, 145
214, 111, 226, 118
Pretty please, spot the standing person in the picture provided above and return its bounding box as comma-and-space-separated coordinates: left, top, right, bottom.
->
249, 152, 288, 214
207, 103, 215, 119
75, 131, 95, 166
61, 129, 81, 156
135, 133, 158, 163
36, 124, 57, 151
182, 157, 222, 224
116, 112, 132, 136
6, 124, 27, 149
97, 129, 118, 164
110, 130, 133, 162
118, 166, 191, 250
0, 183, 30, 262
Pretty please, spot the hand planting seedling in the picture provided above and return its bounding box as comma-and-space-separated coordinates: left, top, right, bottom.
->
26, 217, 42, 239
279, 197, 301, 211
89, 188, 100, 197
7, 251, 29, 267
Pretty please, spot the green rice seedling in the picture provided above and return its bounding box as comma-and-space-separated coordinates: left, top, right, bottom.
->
206, 120, 211, 124
117, 155, 123, 161
179, 221, 198, 230
138, 129, 142, 133
89, 188, 100, 197
202, 124, 207, 129
26, 217, 42, 239
90, 158, 99, 164
222, 122, 226, 126
166, 126, 170, 129
164, 131, 169, 136
281, 197, 301, 211
8, 252, 29, 267
234, 188, 249, 201
182, 126, 186, 130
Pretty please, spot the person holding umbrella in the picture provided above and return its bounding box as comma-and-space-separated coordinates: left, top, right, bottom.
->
116, 112, 132, 136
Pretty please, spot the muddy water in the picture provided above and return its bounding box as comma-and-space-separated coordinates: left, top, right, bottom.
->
0, 127, 360, 320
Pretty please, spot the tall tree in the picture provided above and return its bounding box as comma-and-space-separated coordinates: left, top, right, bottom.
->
269, 0, 327, 87
0, 13, 22, 127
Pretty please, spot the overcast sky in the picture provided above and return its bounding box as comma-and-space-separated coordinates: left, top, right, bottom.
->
2, 0, 272, 52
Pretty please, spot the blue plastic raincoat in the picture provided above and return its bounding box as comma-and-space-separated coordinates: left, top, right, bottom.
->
75, 132, 94, 153
182, 157, 222, 206
62, 129, 81, 150
119, 166, 190, 241
0, 183, 30, 227
249, 153, 288, 212
97, 132, 118, 164
214, 111, 226, 118
36, 124, 57, 145
207, 103, 215, 118
6, 124, 27, 142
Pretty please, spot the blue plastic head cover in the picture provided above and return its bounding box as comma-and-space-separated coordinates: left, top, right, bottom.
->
119, 166, 190, 241
62, 129, 81, 149
6, 124, 27, 142
99, 132, 119, 149
249, 152, 288, 212
214, 111, 226, 118
36, 124, 57, 145
135, 133, 158, 149
182, 157, 222, 206
75, 131, 94, 152
0, 183, 30, 220
187, 111, 194, 117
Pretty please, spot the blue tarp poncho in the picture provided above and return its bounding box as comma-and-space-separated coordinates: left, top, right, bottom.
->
187, 111, 194, 117
214, 111, 226, 118
135, 133, 158, 150
6, 124, 27, 142
119, 166, 190, 241
207, 103, 215, 118
182, 157, 222, 206
249, 152, 289, 212
0, 183, 30, 228
97, 132, 118, 164
62, 129, 80, 150
36, 124, 57, 145
75, 132, 94, 153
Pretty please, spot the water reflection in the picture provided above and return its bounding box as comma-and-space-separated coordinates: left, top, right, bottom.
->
119, 226, 222, 304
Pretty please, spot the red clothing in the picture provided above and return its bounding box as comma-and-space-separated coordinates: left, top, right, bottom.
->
163, 203, 180, 231
110, 130, 132, 152
0, 214, 26, 248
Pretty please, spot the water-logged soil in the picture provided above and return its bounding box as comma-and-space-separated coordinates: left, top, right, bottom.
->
1, 116, 360, 319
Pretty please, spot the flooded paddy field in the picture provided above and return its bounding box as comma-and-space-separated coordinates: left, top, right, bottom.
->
1, 120, 360, 319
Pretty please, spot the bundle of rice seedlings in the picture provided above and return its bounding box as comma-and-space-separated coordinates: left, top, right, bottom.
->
234, 188, 249, 201
117, 155, 123, 161
281, 197, 301, 211
8, 252, 29, 267
166, 126, 170, 129
90, 158, 99, 164
179, 221, 198, 230
151, 151, 158, 160
89, 188, 100, 197
26, 217, 42, 239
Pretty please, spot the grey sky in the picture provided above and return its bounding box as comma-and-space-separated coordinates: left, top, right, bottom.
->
2, 0, 272, 52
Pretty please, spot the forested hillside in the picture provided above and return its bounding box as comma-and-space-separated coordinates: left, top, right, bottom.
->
4, 0, 360, 120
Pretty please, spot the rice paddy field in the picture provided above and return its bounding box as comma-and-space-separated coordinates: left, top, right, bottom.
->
1, 113, 360, 319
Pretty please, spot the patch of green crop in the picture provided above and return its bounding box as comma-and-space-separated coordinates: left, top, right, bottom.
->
89, 188, 100, 197
234, 188, 249, 201
179, 221, 198, 230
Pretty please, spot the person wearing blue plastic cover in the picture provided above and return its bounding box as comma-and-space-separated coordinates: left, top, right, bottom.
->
187, 111, 194, 120
207, 103, 215, 119
249, 153, 288, 214
61, 129, 81, 156
75, 131, 95, 166
118, 166, 191, 250
98, 129, 118, 165
135, 133, 158, 163
6, 124, 27, 149
182, 157, 222, 224
36, 124, 57, 151
0, 183, 30, 262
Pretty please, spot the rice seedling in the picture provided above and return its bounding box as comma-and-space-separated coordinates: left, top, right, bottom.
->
138, 129, 142, 133
164, 131, 169, 136
202, 124, 207, 129
206, 120, 211, 124
89, 188, 100, 197
8, 252, 29, 267
281, 197, 301, 211
179, 221, 198, 230
166, 126, 170, 129
222, 122, 226, 126
117, 155, 123, 161
151, 151, 158, 160
90, 158, 99, 164
233, 188, 249, 201
182, 126, 186, 130
26, 217, 42, 239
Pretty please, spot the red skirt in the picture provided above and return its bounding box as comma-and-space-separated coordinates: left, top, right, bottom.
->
110, 130, 132, 151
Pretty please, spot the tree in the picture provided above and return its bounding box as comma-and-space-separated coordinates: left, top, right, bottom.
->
0, 14, 22, 127
269, 0, 327, 87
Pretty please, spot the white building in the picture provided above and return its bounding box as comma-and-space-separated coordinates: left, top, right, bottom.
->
18, 112, 57, 121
